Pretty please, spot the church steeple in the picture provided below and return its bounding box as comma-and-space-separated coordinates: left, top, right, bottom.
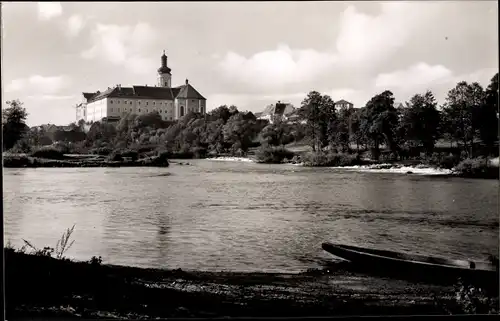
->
157, 50, 172, 87
158, 50, 171, 75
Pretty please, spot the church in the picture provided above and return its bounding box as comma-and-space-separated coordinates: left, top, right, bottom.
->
75, 51, 207, 123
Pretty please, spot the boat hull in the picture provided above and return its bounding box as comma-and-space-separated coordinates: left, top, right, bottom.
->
322, 242, 498, 289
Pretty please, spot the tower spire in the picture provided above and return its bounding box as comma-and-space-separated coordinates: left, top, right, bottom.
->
158, 49, 172, 87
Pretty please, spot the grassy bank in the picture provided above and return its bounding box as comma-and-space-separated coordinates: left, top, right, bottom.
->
7, 248, 498, 319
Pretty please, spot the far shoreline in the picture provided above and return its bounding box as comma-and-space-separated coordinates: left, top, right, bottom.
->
3, 153, 499, 179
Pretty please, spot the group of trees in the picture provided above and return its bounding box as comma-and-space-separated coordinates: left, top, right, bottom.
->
2, 73, 498, 162
292, 73, 498, 160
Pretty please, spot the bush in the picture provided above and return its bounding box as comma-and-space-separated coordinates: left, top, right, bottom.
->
89, 147, 112, 156
454, 157, 498, 179
10, 139, 32, 154
255, 145, 295, 164
301, 151, 362, 167
30, 147, 65, 160
191, 146, 207, 159
3, 155, 33, 167
428, 153, 461, 169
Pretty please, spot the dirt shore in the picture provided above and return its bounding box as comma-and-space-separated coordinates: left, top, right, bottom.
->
7, 250, 491, 319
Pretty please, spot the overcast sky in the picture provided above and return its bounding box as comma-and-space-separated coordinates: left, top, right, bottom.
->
2, 1, 498, 126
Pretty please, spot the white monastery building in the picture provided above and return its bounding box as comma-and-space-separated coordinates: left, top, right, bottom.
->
75, 51, 207, 123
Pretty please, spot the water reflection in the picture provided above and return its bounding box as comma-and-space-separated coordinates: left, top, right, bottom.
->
3, 162, 498, 272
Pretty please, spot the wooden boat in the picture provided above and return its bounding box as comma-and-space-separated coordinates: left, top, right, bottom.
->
322, 242, 499, 281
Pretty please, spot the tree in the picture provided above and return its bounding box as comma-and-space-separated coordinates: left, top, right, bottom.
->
2, 100, 29, 151
332, 105, 354, 152
349, 108, 367, 153
399, 91, 441, 155
207, 105, 232, 123
360, 91, 399, 160
222, 113, 256, 154
260, 118, 292, 147
476, 73, 499, 154
299, 91, 336, 151
443, 81, 486, 156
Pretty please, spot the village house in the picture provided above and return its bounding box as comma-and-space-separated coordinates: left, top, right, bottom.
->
256, 101, 297, 124
75, 51, 207, 123
334, 99, 354, 109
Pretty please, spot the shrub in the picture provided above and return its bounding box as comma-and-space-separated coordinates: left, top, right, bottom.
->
2, 155, 32, 167
301, 151, 362, 167
428, 152, 461, 169
191, 146, 207, 159
10, 139, 32, 154
454, 157, 498, 179
30, 147, 65, 160
89, 147, 112, 156
453, 279, 498, 314
89, 256, 103, 266
255, 145, 295, 164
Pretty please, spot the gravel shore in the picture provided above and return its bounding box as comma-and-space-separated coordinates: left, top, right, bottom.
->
6, 251, 483, 319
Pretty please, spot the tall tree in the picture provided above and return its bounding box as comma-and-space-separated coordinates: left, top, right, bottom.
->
298, 91, 336, 151
476, 73, 499, 154
2, 100, 29, 151
399, 91, 441, 155
332, 105, 354, 152
260, 118, 292, 147
222, 113, 256, 154
443, 81, 486, 156
360, 91, 398, 160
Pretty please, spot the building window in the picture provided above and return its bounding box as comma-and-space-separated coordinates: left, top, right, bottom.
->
138, 109, 141, 112
180, 106, 185, 117
117, 100, 120, 103
165, 82, 168, 86
124, 100, 127, 104
110, 100, 113, 104
153, 102, 156, 105
192, 100, 195, 103
146, 109, 148, 113
170, 117, 172, 120
138, 101, 141, 105
130, 101, 132, 105
146, 102, 149, 105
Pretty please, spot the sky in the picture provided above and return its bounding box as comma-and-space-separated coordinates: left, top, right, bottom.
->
1, 1, 498, 127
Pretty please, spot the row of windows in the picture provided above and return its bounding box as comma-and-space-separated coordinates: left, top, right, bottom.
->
110, 108, 176, 114
109, 99, 174, 106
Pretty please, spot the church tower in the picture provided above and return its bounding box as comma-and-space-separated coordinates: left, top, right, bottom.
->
157, 50, 172, 87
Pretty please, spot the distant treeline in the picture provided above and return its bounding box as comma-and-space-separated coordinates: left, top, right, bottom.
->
2, 73, 498, 165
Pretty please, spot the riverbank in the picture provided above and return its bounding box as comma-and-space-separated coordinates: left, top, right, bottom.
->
6, 250, 494, 319
2, 154, 169, 168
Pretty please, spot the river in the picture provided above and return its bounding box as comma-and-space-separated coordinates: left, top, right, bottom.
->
3, 160, 498, 273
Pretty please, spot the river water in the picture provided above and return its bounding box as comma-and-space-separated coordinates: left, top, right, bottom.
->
3, 160, 498, 273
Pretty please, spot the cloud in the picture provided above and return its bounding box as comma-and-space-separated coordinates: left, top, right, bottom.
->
217, 3, 445, 91
335, 3, 442, 67
81, 22, 158, 74
375, 63, 454, 90
37, 2, 63, 21
66, 15, 86, 37
5, 75, 70, 94
218, 44, 337, 89
26, 95, 77, 101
